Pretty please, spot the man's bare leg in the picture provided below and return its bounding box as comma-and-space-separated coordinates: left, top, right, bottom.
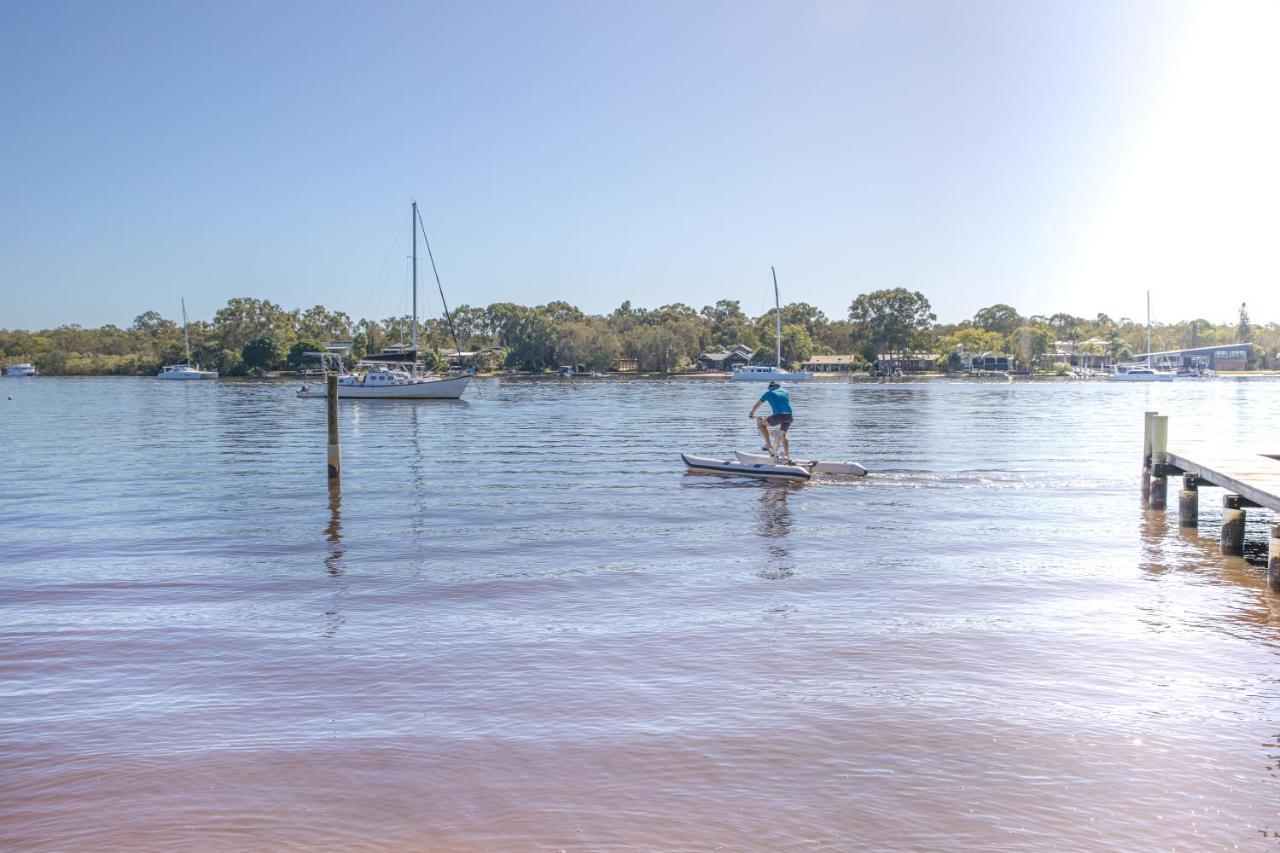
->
756, 418, 773, 453
780, 430, 790, 458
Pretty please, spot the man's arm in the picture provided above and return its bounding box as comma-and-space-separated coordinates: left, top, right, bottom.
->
748, 395, 764, 418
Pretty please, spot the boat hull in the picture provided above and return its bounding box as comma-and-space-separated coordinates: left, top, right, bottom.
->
156, 371, 218, 380
734, 451, 867, 476
681, 453, 811, 481
1107, 373, 1174, 382
730, 369, 813, 382
297, 375, 469, 399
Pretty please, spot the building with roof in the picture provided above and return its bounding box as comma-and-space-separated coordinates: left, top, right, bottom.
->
1143, 344, 1254, 371
695, 344, 754, 372
800, 354, 862, 372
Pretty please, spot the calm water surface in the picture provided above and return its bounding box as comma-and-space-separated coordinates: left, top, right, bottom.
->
3, 376, 1280, 850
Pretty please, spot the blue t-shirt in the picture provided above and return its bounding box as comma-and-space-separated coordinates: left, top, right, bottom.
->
760, 388, 791, 415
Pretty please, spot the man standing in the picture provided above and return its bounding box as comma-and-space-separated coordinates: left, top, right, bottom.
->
748, 380, 793, 458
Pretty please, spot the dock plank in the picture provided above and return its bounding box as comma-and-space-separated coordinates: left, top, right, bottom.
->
1167, 445, 1280, 511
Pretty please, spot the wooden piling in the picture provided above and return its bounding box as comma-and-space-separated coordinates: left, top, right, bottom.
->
1141, 411, 1156, 504
1268, 523, 1280, 593
1221, 495, 1246, 556
326, 373, 341, 479
1148, 415, 1169, 510
1178, 473, 1199, 528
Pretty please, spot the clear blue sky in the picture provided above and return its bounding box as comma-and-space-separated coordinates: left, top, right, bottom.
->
2, 0, 1277, 330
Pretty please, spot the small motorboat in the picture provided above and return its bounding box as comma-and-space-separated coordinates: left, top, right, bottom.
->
681, 453, 812, 481
733, 451, 867, 476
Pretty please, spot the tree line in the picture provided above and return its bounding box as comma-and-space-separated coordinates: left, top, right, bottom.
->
1, 292, 1275, 375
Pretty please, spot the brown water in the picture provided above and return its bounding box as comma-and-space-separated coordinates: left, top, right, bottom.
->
3, 376, 1280, 850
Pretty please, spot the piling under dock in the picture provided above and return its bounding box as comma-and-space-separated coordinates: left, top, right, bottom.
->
1166, 447, 1280, 512
1143, 411, 1280, 589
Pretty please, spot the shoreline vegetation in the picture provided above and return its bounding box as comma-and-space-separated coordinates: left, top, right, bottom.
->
2, 292, 1276, 377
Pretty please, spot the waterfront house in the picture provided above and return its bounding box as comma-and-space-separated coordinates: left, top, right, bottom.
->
1049, 337, 1110, 369
970, 352, 1016, 372
800, 354, 862, 373
695, 344, 753, 372
877, 352, 941, 373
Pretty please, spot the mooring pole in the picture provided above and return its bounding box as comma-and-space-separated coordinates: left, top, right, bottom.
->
1269, 524, 1280, 593
1178, 473, 1199, 528
1148, 414, 1169, 510
1221, 495, 1246, 556
326, 373, 341, 479
1141, 411, 1156, 504
1265, 523, 1280, 592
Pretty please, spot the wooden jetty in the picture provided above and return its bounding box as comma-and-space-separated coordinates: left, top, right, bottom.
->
1141, 411, 1280, 590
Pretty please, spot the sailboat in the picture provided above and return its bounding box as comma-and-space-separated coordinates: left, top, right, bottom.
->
296, 201, 469, 400
729, 267, 813, 382
1108, 291, 1174, 382
156, 299, 218, 380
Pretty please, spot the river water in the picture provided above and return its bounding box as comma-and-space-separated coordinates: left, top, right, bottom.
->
2, 376, 1279, 850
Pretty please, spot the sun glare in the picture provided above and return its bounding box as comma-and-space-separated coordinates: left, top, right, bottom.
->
1073, 0, 1280, 322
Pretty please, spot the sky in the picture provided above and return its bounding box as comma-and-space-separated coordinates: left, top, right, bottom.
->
2, 0, 1278, 330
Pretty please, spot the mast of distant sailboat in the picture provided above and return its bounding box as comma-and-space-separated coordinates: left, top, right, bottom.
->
772, 266, 782, 368
181, 298, 192, 365
411, 201, 418, 356
1146, 290, 1153, 368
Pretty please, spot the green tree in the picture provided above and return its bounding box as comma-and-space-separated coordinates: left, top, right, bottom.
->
779, 324, 814, 367
972, 304, 1022, 337
1009, 325, 1052, 366
847, 288, 936, 358
130, 310, 179, 340
942, 327, 1005, 355
241, 337, 285, 371
296, 305, 353, 341
1238, 303, 1252, 342
213, 297, 294, 353
288, 338, 326, 368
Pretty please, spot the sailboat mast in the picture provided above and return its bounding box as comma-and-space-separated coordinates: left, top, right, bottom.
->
1146, 290, 1152, 367
411, 201, 419, 355
181, 298, 191, 364
772, 266, 782, 367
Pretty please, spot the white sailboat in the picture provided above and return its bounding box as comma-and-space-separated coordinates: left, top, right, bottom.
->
1108, 292, 1174, 382
156, 299, 218, 380
729, 267, 813, 382
297, 201, 469, 400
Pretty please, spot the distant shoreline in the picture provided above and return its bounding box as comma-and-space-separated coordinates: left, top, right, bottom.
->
9, 370, 1277, 381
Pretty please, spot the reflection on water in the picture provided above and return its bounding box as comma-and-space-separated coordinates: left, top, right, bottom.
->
755, 486, 794, 580
3, 377, 1280, 849
323, 481, 346, 637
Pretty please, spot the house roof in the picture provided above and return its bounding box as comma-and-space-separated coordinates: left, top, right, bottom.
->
699, 348, 751, 361
801, 354, 860, 365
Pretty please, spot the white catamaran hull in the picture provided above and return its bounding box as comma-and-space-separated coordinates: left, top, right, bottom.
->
733, 451, 867, 476
297, 375, 470, 399
1107, 372, 1174, 382
681, 453, 812, 481
157, 368, 218, 380
729, 367, 813, 382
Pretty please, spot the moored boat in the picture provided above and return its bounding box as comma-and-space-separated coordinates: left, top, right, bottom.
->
1107, 365, 1174, 382
297, 364, 469, 399
296, 201, 469, 401
157, 299, 218, 380
5, 363, 37, 377
729, 267, 812, 382
1107, 292, 1173, 382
